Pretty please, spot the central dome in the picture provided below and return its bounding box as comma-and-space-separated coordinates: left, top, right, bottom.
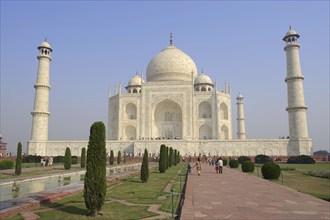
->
146, 45, 198, 82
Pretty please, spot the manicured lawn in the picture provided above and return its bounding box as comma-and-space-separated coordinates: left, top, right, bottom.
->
27, 163, 187, 220
234, 162, 330, 201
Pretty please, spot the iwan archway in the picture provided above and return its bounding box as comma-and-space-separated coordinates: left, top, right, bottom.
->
153, 99, 182, 139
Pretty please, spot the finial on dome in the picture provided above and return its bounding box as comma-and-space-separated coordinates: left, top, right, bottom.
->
289, 25, 291, 30
45, 37, 47, 42
201, 68, 204, 74
170, 32, 173, 45
136, 71, 138, 75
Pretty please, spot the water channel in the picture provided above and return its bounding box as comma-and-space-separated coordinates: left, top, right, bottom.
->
0, 163, 141, 203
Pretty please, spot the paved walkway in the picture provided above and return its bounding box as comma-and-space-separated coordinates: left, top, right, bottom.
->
181, 163, 330, 219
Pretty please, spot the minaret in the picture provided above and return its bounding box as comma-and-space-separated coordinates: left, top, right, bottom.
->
236, 93, 246, 140
30, 40, 52, 143
283, 28, 312, 155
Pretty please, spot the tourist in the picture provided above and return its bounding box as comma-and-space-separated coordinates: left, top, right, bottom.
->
218, 157, 223, 174
193, 157, 202, 175
188, 164, 191, 174
215, 160, 219, 173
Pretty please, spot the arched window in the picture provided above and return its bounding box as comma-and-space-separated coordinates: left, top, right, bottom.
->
199, 124, 212, 139
132, 88, 138, 93
208, 87, 212, 91
220, 103, 228, 120
198, 101, 211, 118
126, 103, 137, 119
220, 125, 229, 139
125, 125, 136, 140
201, 87, 206, 91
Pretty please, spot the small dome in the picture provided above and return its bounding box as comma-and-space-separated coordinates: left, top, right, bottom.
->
146, 45, 198, 82
128, 75, 144, 87
194, 73, 213, 85
237, 93, 244, 99
38, 41, 52, 51
283, 28, 300, 41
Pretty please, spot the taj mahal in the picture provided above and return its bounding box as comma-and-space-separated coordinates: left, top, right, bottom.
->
28, 29, 313, 157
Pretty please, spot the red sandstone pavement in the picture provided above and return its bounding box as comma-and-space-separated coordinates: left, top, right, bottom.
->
181, 163, 330, 220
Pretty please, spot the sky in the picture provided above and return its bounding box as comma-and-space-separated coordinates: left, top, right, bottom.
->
1, 1, 329, 155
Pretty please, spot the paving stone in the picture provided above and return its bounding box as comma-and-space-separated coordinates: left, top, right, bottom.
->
180, 163, 330, 219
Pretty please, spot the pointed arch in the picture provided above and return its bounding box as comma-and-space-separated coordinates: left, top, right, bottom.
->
220, 102, 228, 120
199, 124, 212, 140
125, 125, 136, 140
198, 101, 211, 118
220, 125, 229, 140
126, 103, 137, 119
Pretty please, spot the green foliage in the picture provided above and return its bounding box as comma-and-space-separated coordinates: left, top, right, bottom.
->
117, 151, 121, 164
140, 149, 149, 183
165, 146, 169, 169
173, 149, 177, 166
287, 155, 316, 164
303, 170, 330, 179
159, 144, 166, 173
110, 150, 114, 165
238, 156, 251, 164
0, 160, 14, 170
15, 142, 22, 175
223, 159, 228, 166
169, 147, 173, 167
229, 159, 239, 168
261, 162, 281, 179
177, 151, 180, 164
71, 158, 78, 164
53, 156, 64, 163
241, 160, 255, 173
255, 154, 272, 164
313, 150, 329, 156
84, 121, 107, 216
22, 155, 42, 163
64, 147, 72, 170
123, 152, 126, 164
80, 147, 86, 168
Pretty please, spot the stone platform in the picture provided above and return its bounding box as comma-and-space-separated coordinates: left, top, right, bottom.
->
181, 163, 329, 219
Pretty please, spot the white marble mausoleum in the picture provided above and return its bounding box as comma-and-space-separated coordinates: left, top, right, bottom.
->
28, 30, 313, 157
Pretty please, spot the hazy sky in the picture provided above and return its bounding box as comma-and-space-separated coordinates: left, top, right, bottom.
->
1, 1, 329, 155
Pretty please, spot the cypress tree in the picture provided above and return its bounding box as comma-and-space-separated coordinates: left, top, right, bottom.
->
109, 150, 114, 165
84, 121, 106, 216
64, 147, 72, 170
123, 152, 126, 163
159, 144, 166, 173
177, 151, 180, 164
173, 149, 177, 166
165, 146, 169, 169
169, 147, 173, 167
81, 147, 86, 168
15, 142, 22, 175
140, 149, 149, 183
117, 151, 121, 164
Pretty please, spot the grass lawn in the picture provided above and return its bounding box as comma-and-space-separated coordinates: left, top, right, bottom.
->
234, 162, 330, 201
23, 163, 187, 220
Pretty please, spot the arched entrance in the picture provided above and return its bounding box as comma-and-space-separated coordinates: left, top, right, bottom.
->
153, 99, 182, 139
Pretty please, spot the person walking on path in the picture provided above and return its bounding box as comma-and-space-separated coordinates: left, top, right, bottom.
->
218, 157, 223, 174
193, 157, 202, 175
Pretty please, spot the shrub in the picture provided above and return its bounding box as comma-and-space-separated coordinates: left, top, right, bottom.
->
71, 158, 78, 164
177, 151, 180, 164
84, 121, 107, 216
169, 147, 173, 167
159, 144, 166, 173
241, 160, 255, 173
15, 142, 22, 175
255, 154, 272, 164
261, 162, 281, 179
223, 159, 228, 166
229, 160, 239, 168
64, 148, 72, 170
22, 155, 42, 163
0, 160, 14, 170
303, 170, 330, 179
117, 151, 121, 164
81, 147, 86, 168
238, 156, 251, 164
140, 149, 149, 183
53, 156, 64, 163
287, 155, 315, 164
109, 150, 114, 165
173, 149, 177, 166
166, 146, 169, 169
123, 152, 126, 164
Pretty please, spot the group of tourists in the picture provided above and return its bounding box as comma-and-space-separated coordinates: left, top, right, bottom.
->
188, 157, 224, 176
